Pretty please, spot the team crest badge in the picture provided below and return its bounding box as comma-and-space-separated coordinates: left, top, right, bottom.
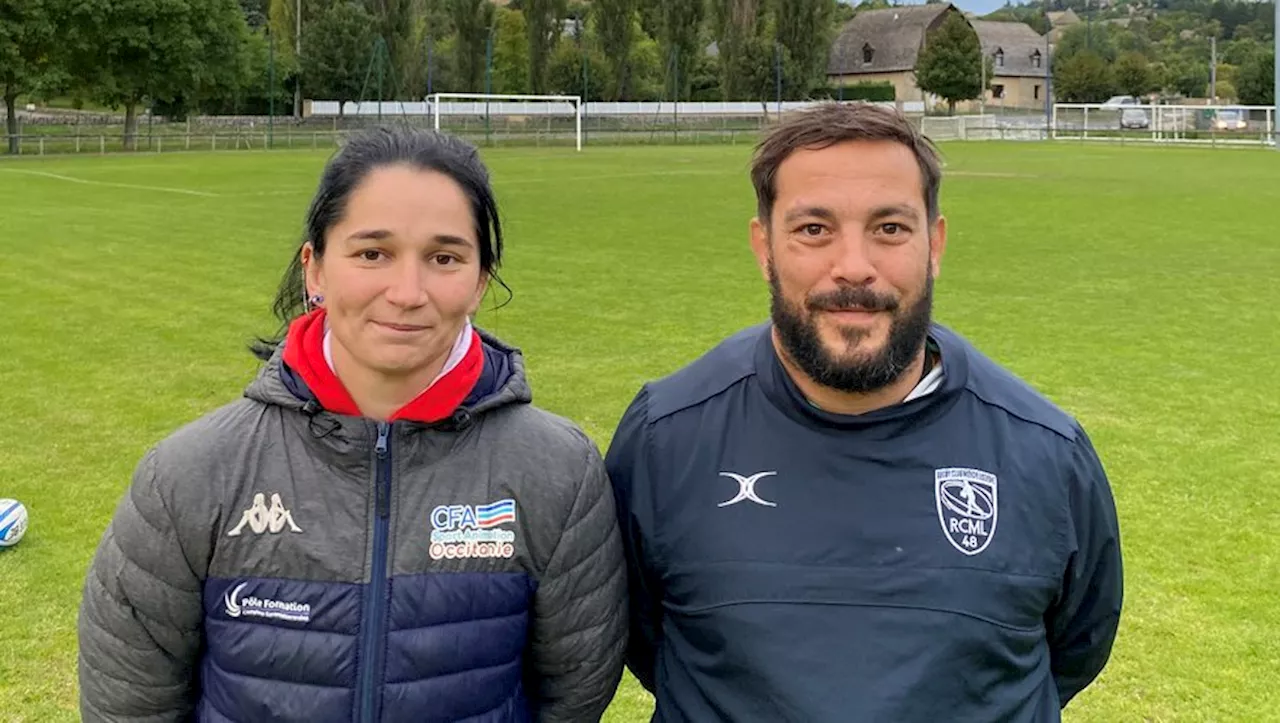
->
935, 468, 998, 555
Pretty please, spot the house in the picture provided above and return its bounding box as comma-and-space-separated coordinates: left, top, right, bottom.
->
971, 20, 1049, 110
826, 3, 962, 105
827, 4, 1048, 112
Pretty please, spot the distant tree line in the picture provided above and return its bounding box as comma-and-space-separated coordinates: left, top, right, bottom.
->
3, 0, 1273, 153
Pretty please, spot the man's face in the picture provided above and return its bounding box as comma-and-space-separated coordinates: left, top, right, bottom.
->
749, 139, 947, 394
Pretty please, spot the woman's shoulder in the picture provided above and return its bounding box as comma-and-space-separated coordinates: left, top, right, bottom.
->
478, 403, 606, 494
485, 403, 599, 457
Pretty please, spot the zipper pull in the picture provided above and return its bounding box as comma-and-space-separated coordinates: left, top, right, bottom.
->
375, 422, 390, 458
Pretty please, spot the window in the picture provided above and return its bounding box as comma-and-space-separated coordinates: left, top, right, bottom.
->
1034, 84, 1041, 100
994, 49, 1005, 68
862, 43, 874, 64
992, 84, 1006, 99
1031, 50, 1042, 69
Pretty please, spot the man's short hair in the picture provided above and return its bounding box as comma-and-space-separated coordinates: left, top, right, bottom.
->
750, 102, 943, 226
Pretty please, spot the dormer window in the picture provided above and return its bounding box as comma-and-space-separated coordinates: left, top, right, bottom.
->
995, 48, 1005, 67
1031, 49, 1042, 68
863, 43, 874, 64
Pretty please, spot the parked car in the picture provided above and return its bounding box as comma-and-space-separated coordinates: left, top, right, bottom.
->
1120, 108, 1150, 129
1102, 95, 1139, 109
1214, 108, 1248, 131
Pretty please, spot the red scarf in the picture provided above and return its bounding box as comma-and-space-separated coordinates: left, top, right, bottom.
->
281, 309, 484, 423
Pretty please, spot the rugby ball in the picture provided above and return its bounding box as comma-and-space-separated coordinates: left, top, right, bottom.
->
0, 499, 29, 548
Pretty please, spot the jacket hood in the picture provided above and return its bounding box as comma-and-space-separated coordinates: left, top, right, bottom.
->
243, 326, 533, 427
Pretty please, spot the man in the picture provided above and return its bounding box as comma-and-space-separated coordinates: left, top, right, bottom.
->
604, 102, 1123, 722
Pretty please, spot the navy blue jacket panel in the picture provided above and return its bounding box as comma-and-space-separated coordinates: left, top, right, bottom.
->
605, 322, 1123, 723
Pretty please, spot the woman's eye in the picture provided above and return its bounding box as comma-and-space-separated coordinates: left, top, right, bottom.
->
433, 254, 456, 265
359, 250, 383, 262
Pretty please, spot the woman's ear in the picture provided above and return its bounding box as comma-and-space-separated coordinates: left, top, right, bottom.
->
300, 242, 324, 299
468, 271, 490, 316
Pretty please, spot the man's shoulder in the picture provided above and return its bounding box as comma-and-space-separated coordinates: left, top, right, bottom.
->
637, 322, 768, 426
937, 324, 1084, 444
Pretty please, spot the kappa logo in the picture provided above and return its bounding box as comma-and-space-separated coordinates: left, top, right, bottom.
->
935, 467, 998, 555
227, 492, 303, 537
717, 471, 778, 508
429, 499, 517, 560
223, 582, 312, 624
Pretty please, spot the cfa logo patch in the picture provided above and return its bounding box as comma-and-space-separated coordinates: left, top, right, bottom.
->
935, 468, 998, 555
429, 499, 517, 561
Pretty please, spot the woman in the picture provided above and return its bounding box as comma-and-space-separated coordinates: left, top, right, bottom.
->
78, 127, 627, 723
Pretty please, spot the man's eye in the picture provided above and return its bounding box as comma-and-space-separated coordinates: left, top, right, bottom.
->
802, 224, 825, 236
359, 250, 383, 262
881, 223, 904, 235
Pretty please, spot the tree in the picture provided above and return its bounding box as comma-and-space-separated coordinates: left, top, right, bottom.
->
366, 0, 416, 97
1114, 51, 1155, 99
774, 0, 837, 99
1163, 60, 1209, 98
1053, 50, 1116, 102
301, 0, 377, 113
492, 8, 530, 93
1, 0, 64, 154
651, 0, 706, 100
67, 0, 252, 148
524, 0, 567, 93
593, 0, 638, 100
914, 11, 986, 115
547, 34, 607, 98
712, 0, 766, 100
1236, 50, 1274, 105
449, 0, 493, 92
1053, 22, 1120, 65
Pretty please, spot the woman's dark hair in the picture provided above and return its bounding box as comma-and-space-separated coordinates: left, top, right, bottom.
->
252, 125, 508, 360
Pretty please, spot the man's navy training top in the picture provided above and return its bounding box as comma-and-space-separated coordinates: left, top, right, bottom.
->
605, 322, 1123, 723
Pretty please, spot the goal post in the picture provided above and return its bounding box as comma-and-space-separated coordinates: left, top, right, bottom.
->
426, 93, 583, 151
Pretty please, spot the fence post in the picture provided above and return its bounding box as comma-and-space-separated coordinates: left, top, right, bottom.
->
157, 136, 162, 154
76, 135, 81, 153
100, 136, 105, 154
212, 134, 216, 151
186, 133, 191, 151
39, 137, 45, 155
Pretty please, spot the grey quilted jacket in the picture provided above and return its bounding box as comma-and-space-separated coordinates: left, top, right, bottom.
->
77, 329, 627, 723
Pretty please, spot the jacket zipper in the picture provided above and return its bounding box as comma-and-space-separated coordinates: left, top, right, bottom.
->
358, 421, 393, 723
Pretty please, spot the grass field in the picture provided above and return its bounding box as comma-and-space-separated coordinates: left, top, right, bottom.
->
1, 139, 1278, 722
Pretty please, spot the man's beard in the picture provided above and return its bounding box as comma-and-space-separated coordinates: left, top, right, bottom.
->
769, 261, 933, 395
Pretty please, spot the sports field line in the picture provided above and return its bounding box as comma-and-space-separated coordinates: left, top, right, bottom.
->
0, 168, 220, 197
216, 168, 740, 198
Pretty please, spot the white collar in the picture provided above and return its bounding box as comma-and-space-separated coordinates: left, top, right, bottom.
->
323, 319, 474, 392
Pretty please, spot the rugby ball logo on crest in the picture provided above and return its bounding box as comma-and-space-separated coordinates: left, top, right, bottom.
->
935, 468, 998, 555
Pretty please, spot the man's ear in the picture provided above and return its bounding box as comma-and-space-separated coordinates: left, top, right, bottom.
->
929, 215, 947, 280
749, 217, 772, 283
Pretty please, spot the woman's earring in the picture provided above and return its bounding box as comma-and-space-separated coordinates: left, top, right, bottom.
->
308, 294, 324, 308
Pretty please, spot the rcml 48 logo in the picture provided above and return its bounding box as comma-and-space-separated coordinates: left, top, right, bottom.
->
429, 499, 517, 561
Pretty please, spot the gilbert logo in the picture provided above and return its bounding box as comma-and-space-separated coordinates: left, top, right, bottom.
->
717, 471, 778, 508
227, 492, 303, 537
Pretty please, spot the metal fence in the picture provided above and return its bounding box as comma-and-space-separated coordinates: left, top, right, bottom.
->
1051, 103, 1278, 147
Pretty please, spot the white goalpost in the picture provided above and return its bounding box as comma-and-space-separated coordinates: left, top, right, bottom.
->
426, 93, 584, 151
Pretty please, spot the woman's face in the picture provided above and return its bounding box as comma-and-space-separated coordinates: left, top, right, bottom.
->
302, 164, 488, 382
